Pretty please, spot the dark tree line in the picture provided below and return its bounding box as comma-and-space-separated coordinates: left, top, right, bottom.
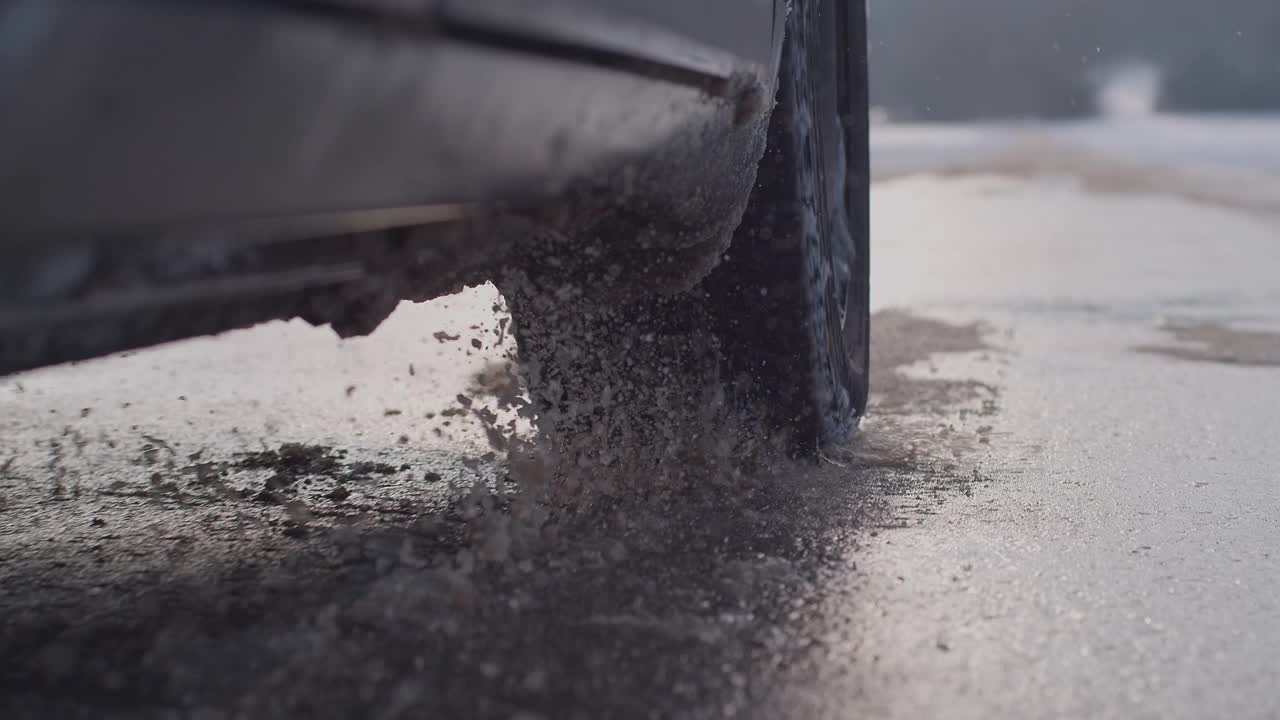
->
869, 0, 1280, 120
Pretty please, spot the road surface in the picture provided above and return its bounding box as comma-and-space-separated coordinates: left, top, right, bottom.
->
2, 115, 1280, 719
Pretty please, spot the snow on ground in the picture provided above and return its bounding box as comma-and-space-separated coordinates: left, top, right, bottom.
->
871, 114, 1280, 218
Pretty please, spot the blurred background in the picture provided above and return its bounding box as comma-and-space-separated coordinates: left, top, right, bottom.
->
865, 0, 1280, 219
869, 0, 1280, 121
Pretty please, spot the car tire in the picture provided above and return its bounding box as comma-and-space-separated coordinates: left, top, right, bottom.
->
705, 0, 870, 452
501, 0, 869, 466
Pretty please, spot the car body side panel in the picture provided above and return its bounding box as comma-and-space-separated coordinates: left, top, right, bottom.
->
436, 0, 777, 78
0, 0, 781, 236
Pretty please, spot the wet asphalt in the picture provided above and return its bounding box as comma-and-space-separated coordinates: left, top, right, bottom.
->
3, 166, 1280, 718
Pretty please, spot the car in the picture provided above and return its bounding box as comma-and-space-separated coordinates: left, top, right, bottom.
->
0, 0, 869, 455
